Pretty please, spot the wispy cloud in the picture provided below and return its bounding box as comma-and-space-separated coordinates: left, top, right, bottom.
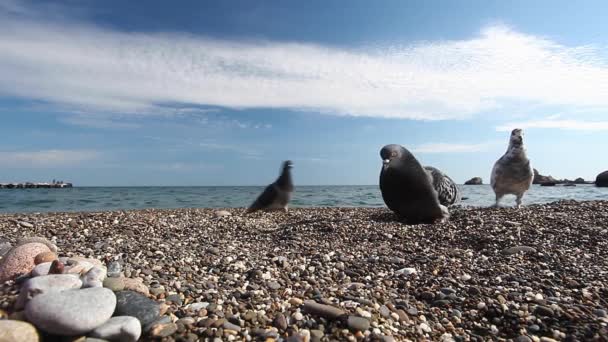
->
0, 149, 99, 167
496, 118, 608, 131
413, 142, 499, 153
1, 4, 608, 120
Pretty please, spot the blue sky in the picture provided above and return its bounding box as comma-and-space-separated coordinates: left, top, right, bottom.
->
1, 0, 607, 186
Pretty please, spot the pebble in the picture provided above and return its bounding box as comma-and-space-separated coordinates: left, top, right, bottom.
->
106, 261, 122, 278
114, 291, 160, 327
48, 260, 65, 274
25, 287, 116, 335
267, 281, 281, 290
89, 316, 141, 342
0, 242, 51, 282
122, 278, 150, 295
149, 323, 178, 338
310, 329, 324, 342
0, 320, 40, 342
514, 336, 533, 342
103, 277, 126, 292
379, 305, 391, 318
188, 302, 209, 312
82, 266, 107, 288
166, 294, 182, 305
223, 321, 242, 332
214, 210, 232, 218
18, 221, 34, 228
289, 297, 303, 306
15, 274, 83, 309
150, 285, 166, 296
31, 262, 52, 277
274, 313, 288, 330
501, 245, 537, 255
34, 251, 57, 265
346, 316, 370, 331
303, 300, 346, 320
593, 309, 607, 317
293, 312, 304, 321
534, 305, 555, 317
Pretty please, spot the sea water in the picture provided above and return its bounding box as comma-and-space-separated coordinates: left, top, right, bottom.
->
0, 184, 606, 214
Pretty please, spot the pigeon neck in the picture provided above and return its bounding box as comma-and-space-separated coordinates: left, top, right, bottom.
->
277, 168, 293, 189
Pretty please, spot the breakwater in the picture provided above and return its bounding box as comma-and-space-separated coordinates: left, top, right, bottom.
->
0, 182, 72, 189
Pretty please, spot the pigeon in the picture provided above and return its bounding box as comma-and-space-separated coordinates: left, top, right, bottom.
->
491, 128, 534, 207
379, 144, 450, 224
246, 160, 294, 213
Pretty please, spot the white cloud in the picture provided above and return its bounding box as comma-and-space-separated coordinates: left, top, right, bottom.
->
496, 118, 608, 131
413, 142, 498, 153
0, 150, 99, 167
1, 5, 608, 119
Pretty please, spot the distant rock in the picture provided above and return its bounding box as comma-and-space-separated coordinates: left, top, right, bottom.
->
464, 177, 483, 185
574, 177, 586, 184
533, 169, 558, 185
596, 171, 608, 187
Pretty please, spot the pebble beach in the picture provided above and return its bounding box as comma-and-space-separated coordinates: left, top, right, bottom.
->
1, 200, 608, 341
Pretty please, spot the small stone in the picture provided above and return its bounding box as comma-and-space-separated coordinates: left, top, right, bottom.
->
214, 210, 232, 218
188, 302, 209, 312
501, 246, 537, 255
166, 294, 182, 305
34, 251, 57, 265
114, 291, 160, 327
223, 321, 242, 332
82, 266, 107, 288
293, 312, 304, 321
303, 300, 346, 320
395, 267, 417, 276
107, 261, 122, 278
346, 316, 370, 331
310, 330, 324, 342
176, 317, 196, 326
15, 274, 83, 309
0, 320, 40, 342
274, 313, 287, 331
593, 309, 607, 317
150, 285, 166, 296
149, 323, 177, 338
18, 221, 34, 228
103, 277, 126, 292
90, 316, 141, 342
379, 305, 391, 318
31, 262, 52, 277
513, 336, 533, 342
122, 278, 150, 295
24, 287, 116, 336
396, 309, 409, 323
289, 297, 303, 306
0, 242, 11, 258
0, 243, 51, 282
461, 274, 472, 281
267, 281, 281, 290
534, 306, 554, 317
48, 260, 64, 274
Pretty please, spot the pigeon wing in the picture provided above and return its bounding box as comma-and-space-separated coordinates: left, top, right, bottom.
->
246, 183, 279, 213
424, 166, 460, 206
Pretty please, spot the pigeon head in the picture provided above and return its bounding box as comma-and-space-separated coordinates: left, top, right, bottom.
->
509, 128, 524, 148
380, 144, 411, 169
282, 160, 294, 170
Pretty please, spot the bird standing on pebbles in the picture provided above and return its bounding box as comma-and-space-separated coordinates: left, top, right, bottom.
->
491, 128, 534, 208
379, 144, 452, 224
246, 160, 294, 214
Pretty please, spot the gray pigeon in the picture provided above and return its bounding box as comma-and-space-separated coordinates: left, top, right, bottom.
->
491, 128, 534, 207
424, 166, 461, 206
379, 144, 450, 224
246, 160, 294, 213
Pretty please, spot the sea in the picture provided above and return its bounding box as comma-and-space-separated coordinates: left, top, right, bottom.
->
0, 184, 607, 214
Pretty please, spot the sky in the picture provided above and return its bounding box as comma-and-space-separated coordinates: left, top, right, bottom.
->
1, 0, 608, 186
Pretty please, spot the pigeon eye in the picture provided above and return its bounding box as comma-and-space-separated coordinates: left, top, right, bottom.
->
391, 151, 398, 157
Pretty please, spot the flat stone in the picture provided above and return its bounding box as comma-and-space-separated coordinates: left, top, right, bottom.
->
0, 243, 51, 282
82, 266, 107, 288
188, 302, 209, 311
346, 316, 370, 331
501, 246, 537, 255
534, 305, 555, 317
223, 320, 242, 332
0, 320, 40, 342
15, 274, 83, 310
267, 281, 281, 290
31, 262, 52, 277
48, 260, 64, 275
273, 313, 287, 330
166, 294, 182, 305
19, 221, 34, 228
16, 237, 57, 253
114, 291, 160, 327
122, 278, 149, 295
103, 277, 125, 292
150, 285, 166, 296
89, 316, 142, 342
302, 300, 346, 320
25, 287, 116, 336
214, 210, 232, 218
310, 330, 324, 342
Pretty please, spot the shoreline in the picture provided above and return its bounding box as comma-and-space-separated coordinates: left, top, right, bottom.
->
1, 200, 608, 340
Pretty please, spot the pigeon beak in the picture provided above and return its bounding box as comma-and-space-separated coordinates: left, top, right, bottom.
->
383, 159, 390, 165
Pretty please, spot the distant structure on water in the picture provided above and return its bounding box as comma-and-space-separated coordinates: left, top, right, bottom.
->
0, 179, 73, 189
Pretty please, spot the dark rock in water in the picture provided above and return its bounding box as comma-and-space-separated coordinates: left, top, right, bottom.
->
540, 182, 556, 186
533, 169, 558, 185
114, 291, 160, 327
574, 177, 586, 184
596, 170, 608, 187
464, 177, 483, 185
